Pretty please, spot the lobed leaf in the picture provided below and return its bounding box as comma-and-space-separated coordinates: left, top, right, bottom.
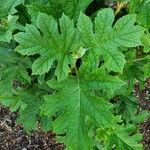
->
77, 8, 144, 73
41, 68, 125, 149
15, 13, 79, 81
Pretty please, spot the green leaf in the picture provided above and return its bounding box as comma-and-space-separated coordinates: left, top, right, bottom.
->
25, 0, 45, 4
138, 2, 150, 28
0, 0, 24, 18
120, 61, 144, 90
0, 85, 48, 132
6, 86, 47, 132
27, 0, 92, 22
79, 67, 126, 95
144, 63, 150, 77
0, 42, 31, 95
15, 13, 79, 81
113, 95, 139, 122
0, 94, 27, 112
17, 91, 43, 132
41, 68, 125, 149
59, 0, 92, 21
97, 125, 143, 150
77, 8, 144, 73
141, 33, 150, 53
128, 0, 141, 13
143, 55, 150, 78
120, 54, 150, 88
27, 0, 62, 22
40, 115, 52, 132
0, 16, 19, 42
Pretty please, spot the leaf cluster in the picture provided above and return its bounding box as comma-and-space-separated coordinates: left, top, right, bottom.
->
0, 0, 150, 149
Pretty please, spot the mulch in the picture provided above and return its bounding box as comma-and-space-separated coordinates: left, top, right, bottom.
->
0, 106, 64, 150
0, 80, 149, 150
135, 79, 150, 150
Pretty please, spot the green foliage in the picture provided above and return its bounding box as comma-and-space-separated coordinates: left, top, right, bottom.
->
0, 0, 24, 18
0, 0, 149, 149
41, 68, 125, 149
97, 125, 143, 150
15, 13, 80, 81
137, 1, 150, 28
77, 8, 144, 73
141, 33, 150, 53
0, 16, 21, 42
0, 42, 31, 95
27, 0, 92, 22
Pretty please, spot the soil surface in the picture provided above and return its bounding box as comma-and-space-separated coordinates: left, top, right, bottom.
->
135, 79, 150, 150
0, 80, 149, 150
0, 106, 64, 150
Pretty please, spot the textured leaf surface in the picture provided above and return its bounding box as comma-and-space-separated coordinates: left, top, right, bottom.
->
141, 33, 150, 53
59, 0, 92, 21
0, 16, 19, 42
0, 4, 148, 150
77, 8, 144, 73
0, 87, 48, 132
27, 0, 62, 22
41, 68, 125, 149
0, 0, 24, 18
138, 2, 150, 28
113, 95, 139, 122
27, 0, 92, 22
121, 53, 150, 88
0, 94, 27, 112
143, 56, 150, 78
15, 13, 79, 81
16, 89, 44, 131
97, 125, 143, 150
0, 42, 31, 95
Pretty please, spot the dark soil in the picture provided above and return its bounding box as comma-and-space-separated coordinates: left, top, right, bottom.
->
141, 119, 150, 150
0, 79, 149, 150
0, 106, 64, 150
135, 79, 150, 150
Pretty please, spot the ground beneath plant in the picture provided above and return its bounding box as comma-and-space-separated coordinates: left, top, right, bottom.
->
0, 80, 150, 150
0, 106, 65, 150
135, 79, 150, 150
